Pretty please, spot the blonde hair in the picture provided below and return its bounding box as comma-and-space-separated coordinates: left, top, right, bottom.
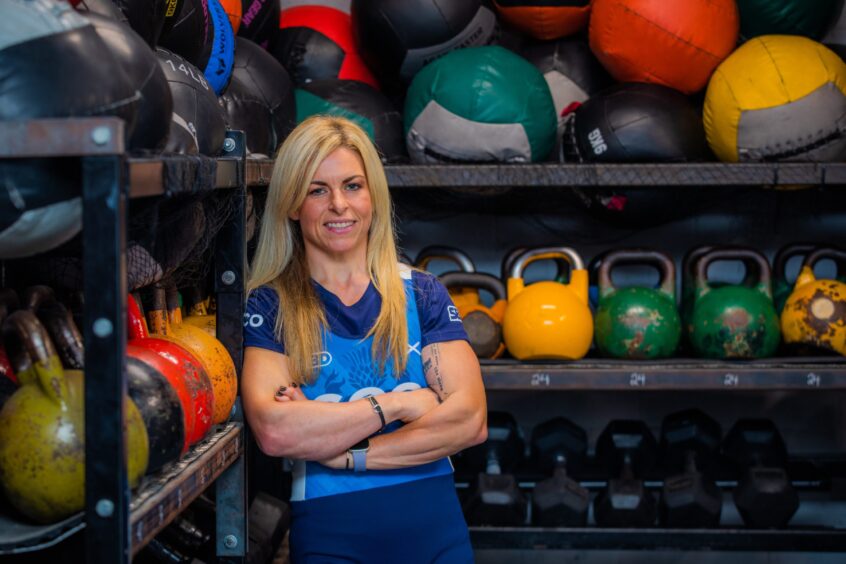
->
247, 115, 407, 384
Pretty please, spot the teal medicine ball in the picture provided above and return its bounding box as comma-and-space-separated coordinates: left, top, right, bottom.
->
404, 46, 557, 164
737, 0, 841, 40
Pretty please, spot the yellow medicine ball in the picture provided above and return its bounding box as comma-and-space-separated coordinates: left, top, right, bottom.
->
704, 35, 846, 162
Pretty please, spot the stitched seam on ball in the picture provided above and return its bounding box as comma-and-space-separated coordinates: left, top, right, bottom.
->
619, 4, 726, 61
758, 37, 791, 103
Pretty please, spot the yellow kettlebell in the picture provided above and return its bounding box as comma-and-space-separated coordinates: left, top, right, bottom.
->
415, 245, 479, 311
0, 310, 148, 524
182, 287, 217, 337
782, 247, 846, 356
503, 247, 593, 360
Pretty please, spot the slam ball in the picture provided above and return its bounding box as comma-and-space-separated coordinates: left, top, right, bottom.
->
157, 47, 227, 156
273, 2, 377, 88
405, 46, 556, 164
736, 0, 841, 40
158, 0, 212, 70
295, 79, 405, 163
238, 0, 279, 48
352, 0, 497, 84
0, 0, 138, 259
704, 35, 846, 163
493, 0, 590, 40
589, 0, 739, 94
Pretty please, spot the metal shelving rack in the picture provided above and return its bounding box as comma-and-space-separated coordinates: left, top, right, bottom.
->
0, 118, 248, 562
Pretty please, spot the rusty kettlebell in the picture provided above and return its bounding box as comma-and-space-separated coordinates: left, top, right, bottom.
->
439, 272, 507, 359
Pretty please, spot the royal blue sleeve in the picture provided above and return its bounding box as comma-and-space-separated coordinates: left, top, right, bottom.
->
412, 271, 469, 348
243, 286, 285, 354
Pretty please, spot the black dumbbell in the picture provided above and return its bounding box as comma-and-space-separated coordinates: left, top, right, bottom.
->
594, 420, 658, 527
658, 409, 722, 528
461, 411, 527, 526
530, 417, 590, 526
723, 419, 799, 528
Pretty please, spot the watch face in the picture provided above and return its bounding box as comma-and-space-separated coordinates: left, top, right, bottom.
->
350, 438, 370, 452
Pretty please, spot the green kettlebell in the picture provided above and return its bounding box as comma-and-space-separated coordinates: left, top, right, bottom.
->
595, 249, 681, 360
689, 248, 781, 359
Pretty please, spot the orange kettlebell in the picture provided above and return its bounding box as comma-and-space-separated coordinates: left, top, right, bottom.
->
415, 246, 479, 311
439, 272, 507, 359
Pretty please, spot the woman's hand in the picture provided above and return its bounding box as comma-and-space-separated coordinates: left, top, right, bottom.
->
273, 384, 307, 402
393, 387, 441, 423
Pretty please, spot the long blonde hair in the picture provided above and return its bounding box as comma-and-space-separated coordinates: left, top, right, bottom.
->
247, 115, 407, 384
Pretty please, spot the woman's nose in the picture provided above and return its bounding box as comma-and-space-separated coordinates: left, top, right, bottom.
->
329, 187, 348, 212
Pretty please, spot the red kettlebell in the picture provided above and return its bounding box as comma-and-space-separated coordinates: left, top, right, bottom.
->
0, 289, 19, 386
128, 293, 213, 450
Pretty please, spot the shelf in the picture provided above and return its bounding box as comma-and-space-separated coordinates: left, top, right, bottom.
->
480, 358, 846, 390
0, 423, 243, 556
129, 422, 244, 556
469, 526, 846, 552
127, 154, 240, 198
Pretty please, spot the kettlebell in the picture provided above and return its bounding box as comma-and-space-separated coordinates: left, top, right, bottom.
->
415, 246, 479, 311
503, 247, 593, 360
501, 246, 571, 286
594, 249, 681, 360
439, 272, 507, 359
183, 287, 217, 337
781, 247, 846, 356
27, 287, 185, 474
0, 288, 19, 386
0, 310, 148, 524
128, 293, 213, 449
689, 248, 780, 359
588, 251, 610, 311
150, 285, 237, 425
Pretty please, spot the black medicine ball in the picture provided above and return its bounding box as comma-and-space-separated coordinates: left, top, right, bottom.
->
231, 37, 296, 152
219, 75, 273, 155
157, 47, 227, 155
82, 12, 173, 151
158, 0, 213, 69
561, 82, 711, 163
238, 0, 279, 48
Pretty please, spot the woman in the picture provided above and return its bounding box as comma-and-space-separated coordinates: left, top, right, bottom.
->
242, 115, 487, 563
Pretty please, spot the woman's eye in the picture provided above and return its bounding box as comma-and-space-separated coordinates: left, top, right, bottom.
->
346, 183, 362, 191
308, 187, 326, 196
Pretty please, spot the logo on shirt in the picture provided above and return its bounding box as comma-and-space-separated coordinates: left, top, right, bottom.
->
447, 306, 461, 322
244, 312, 264, 328
408, 341, 421, 356
312, 351, 332, 368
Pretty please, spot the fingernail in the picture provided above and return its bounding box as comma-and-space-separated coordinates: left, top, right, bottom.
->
276, 386, 287, 396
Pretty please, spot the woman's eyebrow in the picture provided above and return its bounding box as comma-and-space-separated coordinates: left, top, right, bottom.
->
309, 175, 366, 185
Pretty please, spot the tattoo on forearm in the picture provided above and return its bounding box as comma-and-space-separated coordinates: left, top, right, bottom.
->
426, 344, 447, 402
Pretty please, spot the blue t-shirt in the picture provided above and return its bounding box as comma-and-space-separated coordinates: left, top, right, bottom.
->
244, 265, 468, 502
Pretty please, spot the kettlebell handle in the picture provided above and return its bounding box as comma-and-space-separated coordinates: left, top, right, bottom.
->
414, 246, 476, 273
694, 247, 772, 299
803, 246, 846, 270
773, 243, 817, 284
598, 249, 676, 300
24, 286, 84, 370
128, 293, 151, 340
1, 310, 67, 402
509, 247, 585, 280
440, 272, 506, 301
502, 247, 572, 283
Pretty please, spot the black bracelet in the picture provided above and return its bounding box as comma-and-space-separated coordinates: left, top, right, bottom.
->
368, 396, 386, 430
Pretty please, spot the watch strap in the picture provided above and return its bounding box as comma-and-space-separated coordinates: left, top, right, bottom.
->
368, 395, 386, 430
352, 448, 366, 472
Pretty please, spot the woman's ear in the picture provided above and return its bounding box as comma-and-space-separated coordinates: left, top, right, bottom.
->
289, 209, 300, 221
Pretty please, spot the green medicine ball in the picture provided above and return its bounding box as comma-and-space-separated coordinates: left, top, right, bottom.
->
737, 0, 841, 40
404, 46, 557, 164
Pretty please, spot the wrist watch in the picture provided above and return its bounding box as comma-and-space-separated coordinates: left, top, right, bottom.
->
349, 438, 370, 472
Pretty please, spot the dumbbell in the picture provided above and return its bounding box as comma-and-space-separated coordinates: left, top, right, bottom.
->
461, 411, 527, 526
594, 420, 658, 527
723, 419, 799, 528
658, 409, 722, 528
530, 417, 590, 526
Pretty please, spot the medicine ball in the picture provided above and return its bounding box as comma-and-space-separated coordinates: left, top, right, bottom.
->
238, 0, 279, 49
219, 75, 273, 155
157, 47, 227, 155
231, 37, 297, 151
111, 0, 169, 47
405, 46, 556, 163
521, 37, 612, 156
82, 12, 173, 151
590, 0, 739, 95
0, 0, 138, 259
561, 83, 710, 163
295, 79, 405, 162
272, 2, 377, 88
203, 0, 235, 94
493, 0, 590, 40
736, 0, 841, 40
704, 35, 846, 163
158, 0, 212, 69
220, 0, 242, 33
352, 0, 498, 84
824, 3, 846, 60
74, 0, 127, 22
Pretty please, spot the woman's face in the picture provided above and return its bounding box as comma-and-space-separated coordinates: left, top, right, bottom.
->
291, 147, 373, 262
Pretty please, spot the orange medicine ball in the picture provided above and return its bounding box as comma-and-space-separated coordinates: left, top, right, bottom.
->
589, 0, 739, 94
493, 0, 591, 40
